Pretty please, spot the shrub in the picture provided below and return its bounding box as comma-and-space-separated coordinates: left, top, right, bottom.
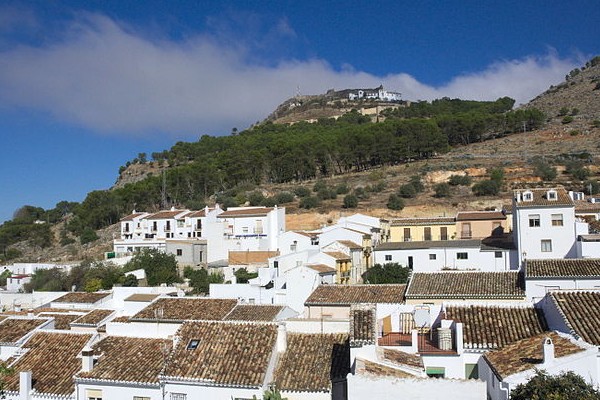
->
313, 180, 328, 193
472, 179, 500, 196
247, 191, 265, 206
584, 180, 600, 195
562, 115, 574, 124
532, 158, 557, 181
317, 188, 337, 200
565, 160, 590, 181
354, 187, 369, 200
335, 183, 350, 195
592, 119, 600, 128
409, 175, 425, 193
398, 183, 417, 198
558, 107, 569, 116
571, 108, 579, 116
299, 196, 320, 209
387, 194, 405, 210
448, 175, 472, 186
80, 228, 99, 245
343, 194, 359, 208
433, 183, 451, 198
366, 181, 386, 193
274, 191, 295, 204
293, 186, 311, 198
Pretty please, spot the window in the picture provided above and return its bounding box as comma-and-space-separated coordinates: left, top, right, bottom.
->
134, 397, 151, 400
465, 363, 479, 379
429, 254, 436, 260
495, 251, 503, 258
547, 190, 557, 200
187, 339, 199, 350
86, 389, 102, 400
176, 249, 183, 256
440, 226, 448, 241
461, 223, 472, 239
529, 214, 541, 227
170, 394, 187, 400
457, 252, 468, 260
541, 240, 553, 252
424, 227, 432, 241
403, 228, 411, 241
523, 191, 533, 201
426, 367, 445, 378
385, 255, 392, 261
551, 214, 563, 226
242, 227, 249, 233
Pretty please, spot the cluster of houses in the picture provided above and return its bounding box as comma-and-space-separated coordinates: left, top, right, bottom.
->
1, 187, 600, 399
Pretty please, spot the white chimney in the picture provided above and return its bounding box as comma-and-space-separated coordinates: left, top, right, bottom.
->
455, 322, 464, 355
411, 329, 418, 353
81, 346, 94, 372
19, 371, 32, 400
543, 337, 554, 365
277, 323, 287, 353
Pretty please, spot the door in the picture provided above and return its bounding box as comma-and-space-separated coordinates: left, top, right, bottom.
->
408, 256, 413, 270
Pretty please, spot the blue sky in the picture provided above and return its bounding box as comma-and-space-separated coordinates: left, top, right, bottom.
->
0, 0, 598, 223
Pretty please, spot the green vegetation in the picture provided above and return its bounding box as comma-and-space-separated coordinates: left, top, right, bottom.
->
532, 157, 557, 181
433, 183, 451, 198
386, 194, 405, 211
234, 267, 259, 284
123, 248, 181, 286
448, 174, 472, 186
343, 194, 359, 208
565, 160, 591, 181
362, 263, 410, 284
184, 267, 224, 294
510, 370, 600, 400
0, 97, 547, 248
562, 115, 574, 124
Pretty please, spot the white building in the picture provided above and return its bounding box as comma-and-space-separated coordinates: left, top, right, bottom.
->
512, 188, 586, 266
373, 239, 516, 272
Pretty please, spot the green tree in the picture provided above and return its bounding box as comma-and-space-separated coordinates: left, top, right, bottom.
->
433, 183, 451, 198
184, 267, 223, 294
343, 194, 359, 208
532, 158, 557, 181
80, 227, 99, 245
472, 180, 501, 196
398, 184, 417, 198
510, 370, 600, 400
124, 249, 181, 286
24, 268, 69, 292
0, 270, 11, 287
234, 268, 259, 284
387, 194, 405, 211
448, 175, 472, 186
123, 274, 139, 287
84, 278, 103, 293
362, 263, 410, 284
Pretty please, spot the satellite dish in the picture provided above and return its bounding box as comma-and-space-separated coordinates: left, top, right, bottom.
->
413, 307, 430, 328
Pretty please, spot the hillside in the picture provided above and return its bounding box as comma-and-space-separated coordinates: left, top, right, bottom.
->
2, 57, 599, 264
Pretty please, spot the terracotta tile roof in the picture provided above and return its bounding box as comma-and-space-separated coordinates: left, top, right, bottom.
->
445, 305, 547, 349
224, 305, 284, 321
324, 251, 351, 260
77, 336, 171, 384
549, 291, 600, 344
405, 272, 525, 300
274, 333, 350, 392
483, 332, 585, 380
71, 309, 115, 326
375, 240, 481, 251
456, 211, 505, 221
306, 264, 337, 274
514, 188, 573, 208
305, 284, 406, 305
163, 321, 277, 387
574, 200, 600, 213
578, 234, 600, 242
350, 305, 376, 345
217, 207, 273, 218
132, 298, 238, 321
120, 212, 147, 221
6, 332, 93, 396
111, 316, 131, 323
391, 217, 455, 226
228, 250, 279, 265
52, 292, 110, 304
124, 293, 161, 302
145, 210, 188, 220
382, 348, 424, 369
355, 358, 417, 378
337, 240, 362, 249
39, 313, 81, 330
526, 258, 600, 278
0, 318, 48, 344
185, 209, 208, 218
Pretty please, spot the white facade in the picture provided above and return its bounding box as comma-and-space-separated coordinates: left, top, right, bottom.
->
278, 231, 317, 255
513, 189, 579, 266
525, 277, 600, 302
373, 241, 515, 272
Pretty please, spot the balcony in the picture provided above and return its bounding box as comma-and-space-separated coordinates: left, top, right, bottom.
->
378, 332, 456, 355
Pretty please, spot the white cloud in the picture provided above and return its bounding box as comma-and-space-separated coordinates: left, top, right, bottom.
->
0, 13, 579, 138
